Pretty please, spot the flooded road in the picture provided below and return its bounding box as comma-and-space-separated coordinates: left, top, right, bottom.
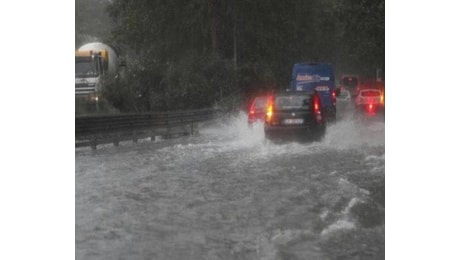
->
76, 109, 384, 259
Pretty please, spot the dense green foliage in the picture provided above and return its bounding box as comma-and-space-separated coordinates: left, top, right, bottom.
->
76, 0, 384, 112
75, 0, 113, 46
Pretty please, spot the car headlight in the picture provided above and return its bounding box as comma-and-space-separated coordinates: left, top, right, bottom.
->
89, 94, 99, 102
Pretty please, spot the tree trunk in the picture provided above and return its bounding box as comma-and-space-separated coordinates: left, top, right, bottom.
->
209, 0, 218, 52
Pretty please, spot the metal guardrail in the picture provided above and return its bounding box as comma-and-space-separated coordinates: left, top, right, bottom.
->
76, 108, 219, 149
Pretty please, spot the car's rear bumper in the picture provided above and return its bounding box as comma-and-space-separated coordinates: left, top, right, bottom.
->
355, 104, 385, 110
248, 113, 265, 124
248, 118, 264, 123
264, 124, 325, 139
248, 118, 265, 127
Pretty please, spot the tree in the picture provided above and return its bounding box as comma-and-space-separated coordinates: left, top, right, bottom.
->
75, 0, 113, 47
101, 0, 384, 112
337, 0, 385, 77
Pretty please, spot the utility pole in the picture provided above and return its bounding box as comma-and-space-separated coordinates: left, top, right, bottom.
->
233, 0, 237, 69
209, 0, 218, 52
376, 68, 382, 82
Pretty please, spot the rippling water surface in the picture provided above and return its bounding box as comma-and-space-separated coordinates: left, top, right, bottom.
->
76, 109, 385, 259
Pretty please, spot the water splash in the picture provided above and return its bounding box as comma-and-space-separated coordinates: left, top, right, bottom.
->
172, 110, 385, 161
323, 116, 385, 149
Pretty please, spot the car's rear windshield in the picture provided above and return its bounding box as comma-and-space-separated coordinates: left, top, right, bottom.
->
342, 77, 358, 87
253, 97, 268, 110
338, 89, 350, 97
361, 90, 380, 97
275, 94, 311, 110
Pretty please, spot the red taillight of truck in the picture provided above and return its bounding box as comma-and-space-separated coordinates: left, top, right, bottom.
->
312, 94, 323, 124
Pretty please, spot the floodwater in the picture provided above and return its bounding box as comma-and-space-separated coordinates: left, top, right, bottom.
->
76, 106, 385, 259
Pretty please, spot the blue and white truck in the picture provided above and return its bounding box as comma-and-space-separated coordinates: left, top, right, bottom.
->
290, 62, 337, 121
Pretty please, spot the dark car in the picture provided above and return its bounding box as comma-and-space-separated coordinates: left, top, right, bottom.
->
264, 91, 326, 142
340, 75, 360, 97
248, 95, 269, 127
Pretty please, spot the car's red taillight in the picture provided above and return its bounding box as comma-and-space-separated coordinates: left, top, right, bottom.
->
367, 103, 375, 113
332, 90, 336, 105
313, 95, 319, 112
248, 108, 255, 120
248, 102, 256, 120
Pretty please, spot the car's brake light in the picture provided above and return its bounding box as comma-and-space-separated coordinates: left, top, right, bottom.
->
248, 108, 256, 120
248, 101, 256, 119
367, 103, 375, 113
332, 90, 337, 105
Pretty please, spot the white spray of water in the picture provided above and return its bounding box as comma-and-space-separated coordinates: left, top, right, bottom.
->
323, 116, 385, 149
136, 110, 385, 163
320, 219, 355, 236
201, 111, 384, 152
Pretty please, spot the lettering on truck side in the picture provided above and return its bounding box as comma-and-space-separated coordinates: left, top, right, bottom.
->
295, 74, 330, 82
315, 86, 330, 91
296, 74, 329, 82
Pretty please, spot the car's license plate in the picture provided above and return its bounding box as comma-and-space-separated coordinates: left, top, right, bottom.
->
284, 118, 304, 125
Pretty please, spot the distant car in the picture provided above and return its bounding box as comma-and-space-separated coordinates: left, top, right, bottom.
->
354, 88, 384, 113
264, 91, 326, 141
335, 87, 352, 113
336, 87, 351, 102
248, 96, 269, 127
340, 75, 360, 97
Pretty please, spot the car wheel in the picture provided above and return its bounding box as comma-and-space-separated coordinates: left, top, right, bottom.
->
312, 126, 326, 141
264, 131, 272, 140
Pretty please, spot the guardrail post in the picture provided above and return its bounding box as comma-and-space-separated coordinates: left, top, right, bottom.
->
150, 130, 156, 142
113, 134, 119, 147
166, 127, 171, 139
165, 114, 171, 139
90, 138, 97, 150
196, 122, 200, 135
190, 122, 195, 135
133, 132, 138, 143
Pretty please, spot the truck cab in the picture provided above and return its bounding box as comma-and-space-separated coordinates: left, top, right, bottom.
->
75, 42, 119, 103
75, 50, 109, 100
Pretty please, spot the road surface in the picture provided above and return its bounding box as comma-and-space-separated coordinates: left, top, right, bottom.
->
76, 107, 385, 259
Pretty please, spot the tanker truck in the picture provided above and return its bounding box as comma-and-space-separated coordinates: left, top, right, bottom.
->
75, 42, 119, 101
